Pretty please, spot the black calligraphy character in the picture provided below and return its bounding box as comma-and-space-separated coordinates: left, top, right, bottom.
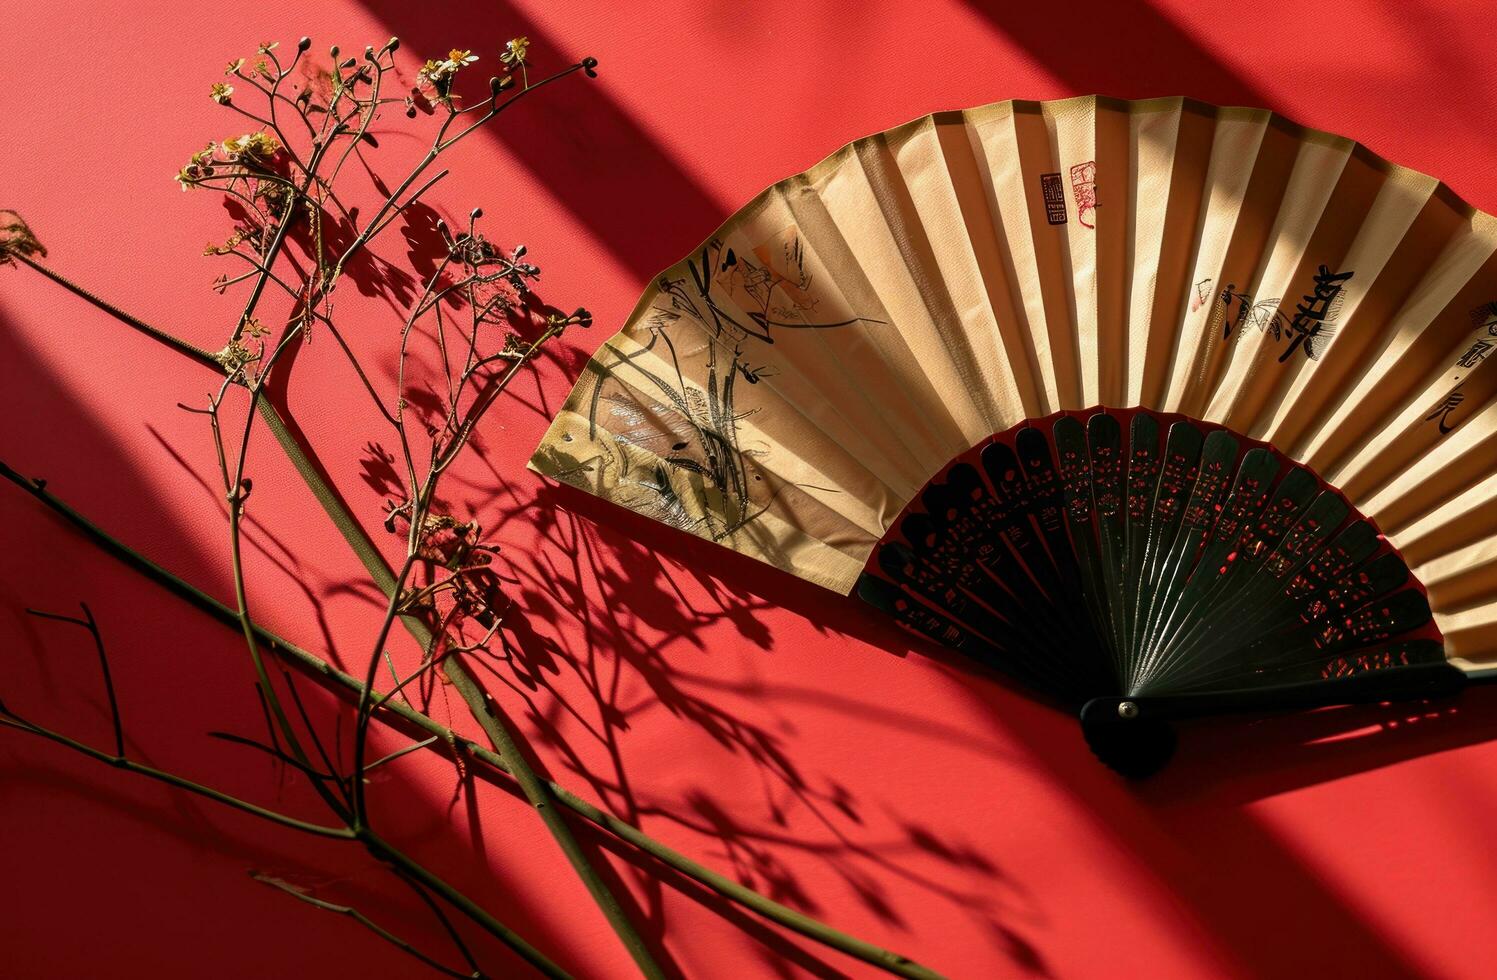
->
1426, 382, 1466, 435
1280, 265, 1353, 362
1457, 339, 1494, 370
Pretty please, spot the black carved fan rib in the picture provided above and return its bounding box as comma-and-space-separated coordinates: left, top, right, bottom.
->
856, 409, 1460, 776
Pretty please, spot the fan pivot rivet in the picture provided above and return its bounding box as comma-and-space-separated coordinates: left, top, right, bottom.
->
1117, 701, 1140, 720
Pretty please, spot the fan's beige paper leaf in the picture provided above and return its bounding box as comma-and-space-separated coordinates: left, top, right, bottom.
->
531, 96, 1497, 671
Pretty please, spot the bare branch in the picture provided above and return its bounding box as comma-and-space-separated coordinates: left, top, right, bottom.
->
26, 603, 124, 759
250, 872, 478, 979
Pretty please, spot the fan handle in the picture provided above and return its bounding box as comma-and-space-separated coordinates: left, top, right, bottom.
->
1080, 663, 1469, 778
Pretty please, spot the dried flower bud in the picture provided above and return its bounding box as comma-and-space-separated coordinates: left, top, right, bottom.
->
364, 45, 375, 61
297, 36, 311, 52
221, 131, 280, 162
582, 56, 599, 78
0, 210, 46, 265
329, 45, 340, 58
384, 36, 400, 52
470, 207, 483, 220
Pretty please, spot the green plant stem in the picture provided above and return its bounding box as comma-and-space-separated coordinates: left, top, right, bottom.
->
257, 402, 666, 980
251, 872, 477, 980
0, 712, 353, 839
350, 551, 418, 827
10, 252, 224, 370
0, 458, 944, 980
356, 827, 569, 980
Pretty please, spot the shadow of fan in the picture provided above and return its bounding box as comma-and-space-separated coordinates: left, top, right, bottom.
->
1150, 684, 1497, 805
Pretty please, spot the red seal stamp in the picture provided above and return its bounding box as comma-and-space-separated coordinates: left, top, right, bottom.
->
1069, 161, 1097, 229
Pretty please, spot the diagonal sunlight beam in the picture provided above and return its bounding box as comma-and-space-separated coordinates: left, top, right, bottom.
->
962, 0, 1273, 106
360, 0, 730, 283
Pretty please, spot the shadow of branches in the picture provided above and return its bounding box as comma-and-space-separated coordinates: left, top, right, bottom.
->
413, 404, 1046, 973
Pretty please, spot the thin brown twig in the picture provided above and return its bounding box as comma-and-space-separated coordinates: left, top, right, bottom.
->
25, 603, 123, 759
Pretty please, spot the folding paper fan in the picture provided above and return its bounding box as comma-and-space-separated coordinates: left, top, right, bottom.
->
531, 97, 1497, 776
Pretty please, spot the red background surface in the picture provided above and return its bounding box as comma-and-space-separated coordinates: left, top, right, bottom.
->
4, 2, 1497, 977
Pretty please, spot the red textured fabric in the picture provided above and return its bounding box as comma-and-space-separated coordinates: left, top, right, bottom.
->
4, 2, 1497, 977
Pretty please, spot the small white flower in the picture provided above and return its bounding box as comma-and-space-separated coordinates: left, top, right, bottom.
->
416, 48, 478, 94
500, 37, 529, 69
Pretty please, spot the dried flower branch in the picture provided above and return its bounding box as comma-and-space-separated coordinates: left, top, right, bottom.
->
1, 28, 944, 980
0, 457, 940, 979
